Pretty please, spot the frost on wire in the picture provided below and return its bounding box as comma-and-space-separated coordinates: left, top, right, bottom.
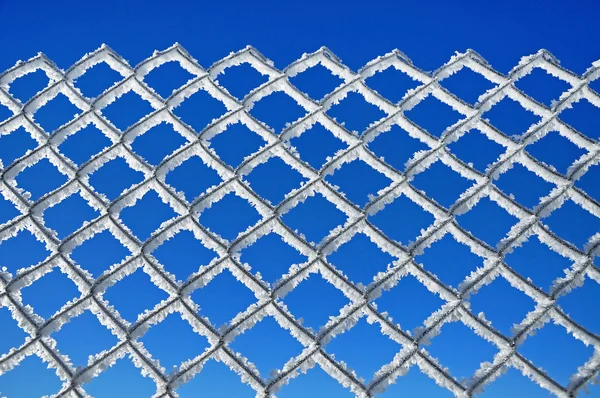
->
0, 44, 599, 398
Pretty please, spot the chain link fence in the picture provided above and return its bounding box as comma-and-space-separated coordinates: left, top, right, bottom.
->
0, 44, 599, 397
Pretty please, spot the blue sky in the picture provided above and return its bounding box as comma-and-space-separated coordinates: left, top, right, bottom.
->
0, 0, 599, 397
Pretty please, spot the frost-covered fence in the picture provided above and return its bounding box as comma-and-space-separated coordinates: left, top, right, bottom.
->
0, 45, 599, 397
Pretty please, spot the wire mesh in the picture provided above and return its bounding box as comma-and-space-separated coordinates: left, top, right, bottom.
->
0, 44, 599, 397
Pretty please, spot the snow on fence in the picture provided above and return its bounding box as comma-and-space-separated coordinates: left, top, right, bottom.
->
0, 45, 599, 397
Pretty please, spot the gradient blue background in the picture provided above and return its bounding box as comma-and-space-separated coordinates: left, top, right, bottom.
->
0, 0, 599, 397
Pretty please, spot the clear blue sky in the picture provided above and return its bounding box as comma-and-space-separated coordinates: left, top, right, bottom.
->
0, 0, 599, 397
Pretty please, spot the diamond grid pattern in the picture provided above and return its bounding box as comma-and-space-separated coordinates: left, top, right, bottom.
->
0, 45, 598, 398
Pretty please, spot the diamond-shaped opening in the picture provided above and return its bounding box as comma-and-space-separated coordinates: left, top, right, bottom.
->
483, 97, 541, 138
103, 268, 169, 323
367, 125, 429, 172
176, 358, 256, 398
0, 355, 62, 397
448, 129, 505, 173
191, 268, 257, 327
165, 155, 222, 202
0, 102, 12, 122
70, 230, 131, 277
515, 68, 571, 108
120, 190, 178, 241
289, 122, 347, 170
404, 96, 464, 137
290, 64, 344, 100
469, 276, 535, 336
141, 312, 210, 371
250, 91, 307, 133
576, 163, 600, 202
21, 268, 80, 319
457, 197, 519, 248
482, 366, 554, 397
144, 61, 195, 98
426, 321, 498, 382
365, 66, 421, 103
415, 233, 484, 289
0, 102, 14, 129
209, 123, 266, 168
440, 67, 497, 106
0, 127, 38, 167
199, 193, 261, 241
411, 160, 474, 208
325, 318, 401, 382
75, 62, 124, 98
52, 310, 118, 366
283, 273, 349, 331
245, 157, 308, 204
519, 322, 594, 387
88, 157, 145, 201
526, 131, 585, 175
84, 357, 156, 397
379, 365, 455, 397
368, 194, 435, 246
101, 91, 155, 131
591, 77, 600, 94
327, 91, 387, 133
504, 236, 572, 293
0, 307, 28, 356
7, 69, 50, 103
276, 363, 354, 398
173, 89, 228, 133
375, 274, 445, 332
229, 316, 304, 378
325, 159, 393, 207
558, 276, 600, 334
130, 122, 187, 166
15, 157, 68, 201
33, 93, 80, 133
43, 193, 100, 239
58, 124, 112, 166
544, 199, 600, 249
0, 195, 20, 225
327, 232, 396, 286
216, 63, 269, 99
0, 229, 50, 273
152, 229, 218, 282
240, 232, 308, 284
282, 193, 347, 244
494, 163, 555, 209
